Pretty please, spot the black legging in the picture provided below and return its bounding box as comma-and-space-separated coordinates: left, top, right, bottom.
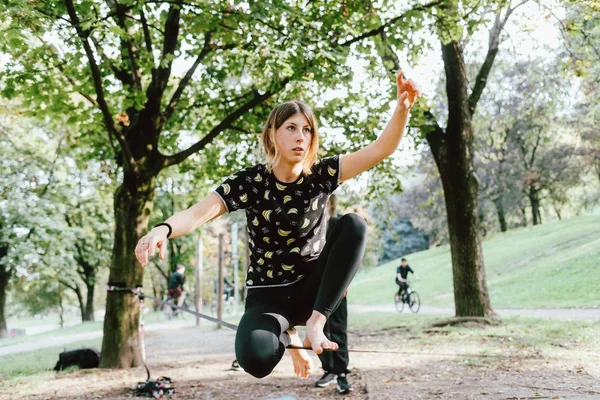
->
235, 213, 367, 378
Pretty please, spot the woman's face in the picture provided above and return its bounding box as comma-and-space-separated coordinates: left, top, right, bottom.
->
274, 113, 313, 167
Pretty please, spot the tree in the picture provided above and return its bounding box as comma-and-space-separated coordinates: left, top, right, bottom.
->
368, 1, 532, 317
0, 108, 72, 336
61, 169, 113, 322
561, 1, 600, 200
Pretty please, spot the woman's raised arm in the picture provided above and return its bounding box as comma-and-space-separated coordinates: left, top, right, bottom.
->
339, 72, 420, 183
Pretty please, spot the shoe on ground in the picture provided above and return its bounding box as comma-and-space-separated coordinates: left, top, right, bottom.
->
230, 359, 243, 372
337, 373, 353, 394
315, 371, 337, 387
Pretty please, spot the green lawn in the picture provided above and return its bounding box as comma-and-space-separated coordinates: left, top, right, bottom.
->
0, 310, 190, 348
350, 216, 600, 308
0, 338, 103, 383
0, 321, 103, 348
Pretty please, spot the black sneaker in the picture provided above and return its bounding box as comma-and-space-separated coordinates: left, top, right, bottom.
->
337, 373, 353, 394
315, 372, 337, 387
230, 359, 242, 371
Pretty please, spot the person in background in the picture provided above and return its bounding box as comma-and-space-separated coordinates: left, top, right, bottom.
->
167, 264, 187, 313
315, 194, 352, 394
395, 258, 419, 303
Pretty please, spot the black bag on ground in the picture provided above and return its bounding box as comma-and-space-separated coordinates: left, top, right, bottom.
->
54, 348, 100, 372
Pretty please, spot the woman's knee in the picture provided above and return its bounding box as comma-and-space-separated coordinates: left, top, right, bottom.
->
338, 213, 367, 238
235, 329, 281, 378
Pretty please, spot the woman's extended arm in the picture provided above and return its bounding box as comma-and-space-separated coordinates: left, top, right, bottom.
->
339, 72, 420, 183
135, 192, 226, 267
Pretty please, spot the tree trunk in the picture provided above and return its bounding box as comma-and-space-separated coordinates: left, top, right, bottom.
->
493, 197, 507, 232
552, 201, 562, 221
478, 208, 487, 237
435, 153, 495, 317
0, 262, 8, 339
528, 186, 542, 225
74, 285, 85, 322
83, 281, 95, 322
58, 284, 65, 328
425, 40, 494, 318
521, 207, 527, 226
100, 181, 154, 368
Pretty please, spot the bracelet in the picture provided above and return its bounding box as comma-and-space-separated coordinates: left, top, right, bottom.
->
153, 223, 172, 238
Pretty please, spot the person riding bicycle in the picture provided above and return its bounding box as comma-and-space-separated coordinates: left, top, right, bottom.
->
167, 264, 187, 312
395, 258, 418, 303
214, 276, 235, 302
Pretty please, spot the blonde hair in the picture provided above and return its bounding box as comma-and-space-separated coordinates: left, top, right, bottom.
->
261, 101, 319, 174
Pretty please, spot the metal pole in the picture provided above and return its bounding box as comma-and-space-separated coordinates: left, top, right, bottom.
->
195, 233, 203, 326
217, 233, 224, 329
232, 222, 239, 315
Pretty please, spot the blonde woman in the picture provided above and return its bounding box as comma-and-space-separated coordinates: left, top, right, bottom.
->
135, 72, 420, 378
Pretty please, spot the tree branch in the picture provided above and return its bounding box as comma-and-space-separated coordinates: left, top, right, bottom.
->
152, 261, 169, 281
161, 78, 290, 169
139, 7, 154, 53
35, 35, 99, 107
58, 278, 79, 292
63, 0, 137, 173
104, 0, 142, 90
423, 110, 445, 161
90, 35, 133, 86
529, 129, 542, 167
163, 31, 214, 126
145, 0, 182, 116
469, 1, 529, 115
442, 40, 469, 133
339, 1, 444, 47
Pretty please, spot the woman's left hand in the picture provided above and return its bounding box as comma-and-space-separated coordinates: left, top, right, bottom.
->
396, 71, 420, 112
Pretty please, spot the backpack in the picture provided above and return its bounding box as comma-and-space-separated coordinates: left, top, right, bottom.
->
54, 348, 100, 372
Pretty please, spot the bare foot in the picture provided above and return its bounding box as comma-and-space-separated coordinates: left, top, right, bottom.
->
304, 311, 339, 355
287, 328, 313, 378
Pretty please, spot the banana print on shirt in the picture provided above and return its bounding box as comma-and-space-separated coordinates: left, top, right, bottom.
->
214, 156, 340, 288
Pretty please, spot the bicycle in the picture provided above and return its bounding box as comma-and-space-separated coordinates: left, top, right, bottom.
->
159, 293, 192, 320
211, 293, 235, 316
394, 280, 420, 313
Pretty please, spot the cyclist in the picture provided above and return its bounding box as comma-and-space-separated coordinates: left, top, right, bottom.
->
167, 264, 187, 313
395, 258, 418, 303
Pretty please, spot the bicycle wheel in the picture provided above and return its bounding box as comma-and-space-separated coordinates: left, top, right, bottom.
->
178, 299, 191, 319
394, 293, 404, 312
163, 297, 175, 320
408, 292, 421, 313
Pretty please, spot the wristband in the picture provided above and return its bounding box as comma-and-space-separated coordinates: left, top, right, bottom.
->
153, 223, 172, 238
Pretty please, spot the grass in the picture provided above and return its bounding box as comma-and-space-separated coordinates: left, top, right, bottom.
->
346, 311, 600, 365
0, 309, 207, 348
350, 216, 600, 309
0, 321, 103, 348
0, 337, 103, 384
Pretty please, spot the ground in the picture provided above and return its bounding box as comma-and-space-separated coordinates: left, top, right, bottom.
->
2, 313, 599, 400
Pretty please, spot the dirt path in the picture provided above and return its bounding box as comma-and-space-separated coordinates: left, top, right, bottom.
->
3, 305, 599, 357
2, 320, 599, 399
350, 304, 600, 320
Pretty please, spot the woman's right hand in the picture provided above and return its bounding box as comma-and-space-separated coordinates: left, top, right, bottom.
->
135, 230, 168, 268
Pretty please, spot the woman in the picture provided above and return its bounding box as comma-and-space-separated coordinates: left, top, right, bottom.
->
135, 72, 420, 378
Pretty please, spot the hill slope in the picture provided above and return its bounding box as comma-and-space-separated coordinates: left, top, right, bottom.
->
350, 216, 600, 309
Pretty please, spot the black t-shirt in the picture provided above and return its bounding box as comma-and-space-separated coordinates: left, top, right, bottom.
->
215, 156, 341, 288
168, 271, 185, 289
396, 265, 414, 280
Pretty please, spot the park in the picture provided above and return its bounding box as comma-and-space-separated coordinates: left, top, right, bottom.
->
1, 0, 599, 399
